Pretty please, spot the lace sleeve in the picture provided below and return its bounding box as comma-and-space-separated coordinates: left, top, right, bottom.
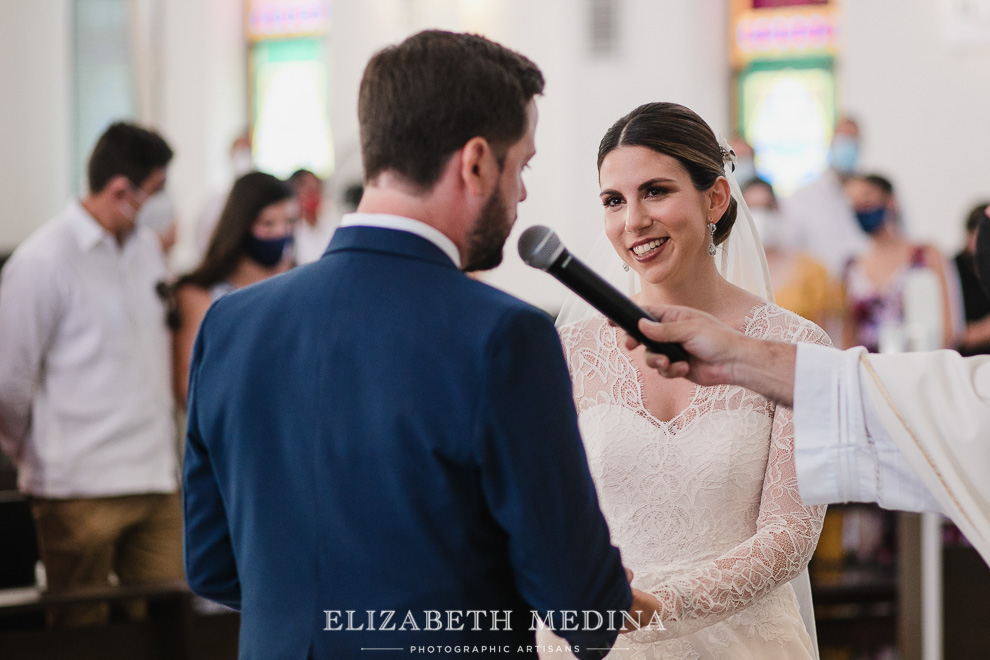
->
630, 310, 830, 641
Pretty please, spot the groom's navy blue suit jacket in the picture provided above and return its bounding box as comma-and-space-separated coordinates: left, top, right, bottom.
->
183, 225, 632, 659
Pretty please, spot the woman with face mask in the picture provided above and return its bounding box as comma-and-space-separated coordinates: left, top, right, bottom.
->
743, 177, 841, 330
842, 174, 954, 354
171, 171, 296, 405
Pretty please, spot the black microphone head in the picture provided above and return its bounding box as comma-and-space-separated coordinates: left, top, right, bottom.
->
518, 225, 565, 271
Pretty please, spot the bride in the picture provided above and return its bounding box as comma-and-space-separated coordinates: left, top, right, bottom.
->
544, 102, 828, 659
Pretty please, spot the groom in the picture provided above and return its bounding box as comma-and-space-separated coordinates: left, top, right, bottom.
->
183, 30, 637, 658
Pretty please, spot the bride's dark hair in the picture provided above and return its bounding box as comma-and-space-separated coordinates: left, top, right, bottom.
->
598, 102, 736, 246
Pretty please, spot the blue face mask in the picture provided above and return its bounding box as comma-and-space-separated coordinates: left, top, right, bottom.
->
855, 206, 887, 234
830, 135, 860, 175
246, 234, 292, 267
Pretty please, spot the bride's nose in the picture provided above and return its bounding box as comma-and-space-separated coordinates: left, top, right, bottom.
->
624, 202, 652, 232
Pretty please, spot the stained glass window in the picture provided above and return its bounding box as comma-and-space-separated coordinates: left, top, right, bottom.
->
730, 0, 838, 194
247, 0, 333, 178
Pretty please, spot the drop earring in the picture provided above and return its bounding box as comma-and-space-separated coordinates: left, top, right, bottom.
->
622, 263, 630, 272
707, 222, 717, 256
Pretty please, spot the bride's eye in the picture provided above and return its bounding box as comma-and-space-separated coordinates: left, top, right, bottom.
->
602, 195, 623, 208
645, 185, 668, 198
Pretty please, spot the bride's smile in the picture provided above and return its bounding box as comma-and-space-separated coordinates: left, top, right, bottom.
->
599, 145, 727, 296
630, 236, 669, 260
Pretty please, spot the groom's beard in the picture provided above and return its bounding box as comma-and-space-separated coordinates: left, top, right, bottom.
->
463, 184, 512, 273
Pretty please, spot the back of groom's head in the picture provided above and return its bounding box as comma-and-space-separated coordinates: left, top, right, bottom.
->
358, 30, 544, 192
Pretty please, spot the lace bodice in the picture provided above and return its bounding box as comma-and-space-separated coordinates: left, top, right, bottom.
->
555, 303, 829, 658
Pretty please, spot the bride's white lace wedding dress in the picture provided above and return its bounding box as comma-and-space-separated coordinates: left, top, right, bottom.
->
543, 302, 828, 660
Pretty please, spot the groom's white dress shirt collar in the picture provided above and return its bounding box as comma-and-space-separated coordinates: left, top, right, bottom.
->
340, 213, 461, 269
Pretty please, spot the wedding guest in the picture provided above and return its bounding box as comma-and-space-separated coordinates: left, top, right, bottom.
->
137, 187, 178, 257
171, 171, 295, 405
0, 122, 179, 627
289, 168, 336, 264
781, 115, 868, 277
547, 102, 827, 658
743, 177, 840, 329
954, 201, 990, 355
842, 174, 953, 352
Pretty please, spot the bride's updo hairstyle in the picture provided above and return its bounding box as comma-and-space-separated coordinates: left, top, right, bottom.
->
598, 102, 737, 246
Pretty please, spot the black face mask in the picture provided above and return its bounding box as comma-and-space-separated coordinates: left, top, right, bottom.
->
245, 234, 292, 267
975, 216, 990, 299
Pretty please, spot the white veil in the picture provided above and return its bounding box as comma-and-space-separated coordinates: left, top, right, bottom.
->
554, 140, 820, 659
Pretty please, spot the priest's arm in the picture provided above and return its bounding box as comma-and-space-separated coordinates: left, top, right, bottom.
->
622, 303, 990, 564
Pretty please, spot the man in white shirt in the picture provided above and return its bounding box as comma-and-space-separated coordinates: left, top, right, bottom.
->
0, 122, 179, 626
780, 116, 869, 277
288, 168, 336, 264
621, 304, 990, 566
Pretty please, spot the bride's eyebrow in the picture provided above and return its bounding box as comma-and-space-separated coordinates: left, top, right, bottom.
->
599, 177, 679, 198
638, 177, 676, 191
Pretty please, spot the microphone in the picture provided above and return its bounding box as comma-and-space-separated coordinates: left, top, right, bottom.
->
518, 225, 688, 362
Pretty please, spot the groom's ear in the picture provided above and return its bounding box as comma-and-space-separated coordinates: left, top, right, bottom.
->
459, 137, 499, 199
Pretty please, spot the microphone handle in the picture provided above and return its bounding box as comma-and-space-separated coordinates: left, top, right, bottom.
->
550, 252, 689, 362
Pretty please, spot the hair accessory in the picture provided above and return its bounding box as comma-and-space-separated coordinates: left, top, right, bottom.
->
707, 222, 717, 256
719, 141, 737, 172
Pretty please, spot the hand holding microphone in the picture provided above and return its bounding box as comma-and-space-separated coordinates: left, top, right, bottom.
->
517, 225, 688, 363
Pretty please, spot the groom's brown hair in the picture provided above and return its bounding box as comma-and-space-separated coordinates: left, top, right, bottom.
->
358, 30, 544, 191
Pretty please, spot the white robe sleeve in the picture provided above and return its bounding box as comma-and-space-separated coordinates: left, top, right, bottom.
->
793, 344, 941, 512
793, 343, 990, 564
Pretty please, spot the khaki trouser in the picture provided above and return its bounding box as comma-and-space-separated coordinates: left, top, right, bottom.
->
30, 492, 184, 627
